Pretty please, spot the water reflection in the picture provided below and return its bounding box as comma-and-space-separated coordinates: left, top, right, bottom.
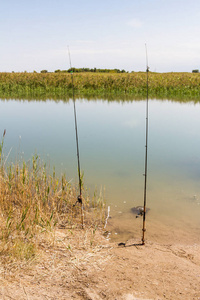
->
0, 97, 200, 243
1, 93, 200, 102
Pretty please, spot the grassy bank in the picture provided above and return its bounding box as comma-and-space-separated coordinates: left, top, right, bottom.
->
0, 72, 200, 100
0, 135, 106, 261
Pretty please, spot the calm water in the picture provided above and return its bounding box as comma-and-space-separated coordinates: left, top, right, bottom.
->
1, 98, 200, 243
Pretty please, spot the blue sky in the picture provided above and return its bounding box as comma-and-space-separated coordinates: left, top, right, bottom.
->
1, 0, 200, 72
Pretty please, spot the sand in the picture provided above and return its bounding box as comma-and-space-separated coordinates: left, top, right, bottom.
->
0, 227, 200, 300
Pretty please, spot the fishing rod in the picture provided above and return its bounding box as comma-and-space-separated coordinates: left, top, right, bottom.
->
142, 44, 149, 245
68, 46, 84, 228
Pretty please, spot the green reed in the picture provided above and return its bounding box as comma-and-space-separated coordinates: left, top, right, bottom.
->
0, 147, 106, 260
0, 72, 200, 101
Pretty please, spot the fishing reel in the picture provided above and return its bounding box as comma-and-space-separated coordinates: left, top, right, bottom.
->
73, 195, 82, 207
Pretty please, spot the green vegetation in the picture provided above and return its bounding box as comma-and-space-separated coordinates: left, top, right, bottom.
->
54, 67, 127, 73
0, 135, 106, 261
192, 69, 199, 73
0, 71, 200, 101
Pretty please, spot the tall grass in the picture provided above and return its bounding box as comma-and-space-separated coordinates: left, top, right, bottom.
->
0, 138, 106, 261
0, 72, 200, 100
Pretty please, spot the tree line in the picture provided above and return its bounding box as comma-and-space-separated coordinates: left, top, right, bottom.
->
41, 68, 128, 74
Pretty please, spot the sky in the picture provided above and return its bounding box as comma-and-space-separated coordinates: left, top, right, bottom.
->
1, 0, 200, 73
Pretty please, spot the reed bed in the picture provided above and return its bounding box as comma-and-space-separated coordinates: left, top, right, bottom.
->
0, 136, 106, 261
0, 72, 200, 100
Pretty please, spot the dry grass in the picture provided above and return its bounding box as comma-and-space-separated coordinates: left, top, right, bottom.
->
0, 134, 106, 263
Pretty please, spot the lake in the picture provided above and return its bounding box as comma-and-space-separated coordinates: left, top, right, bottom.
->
0, 98, 200, 244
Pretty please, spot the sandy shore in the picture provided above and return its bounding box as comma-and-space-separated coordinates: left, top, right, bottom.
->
0, 227, 200, 300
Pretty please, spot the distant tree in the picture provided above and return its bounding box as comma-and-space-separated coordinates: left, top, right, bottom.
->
64, 67, 128, 73
192, 69, 199, 73
41, 70, 48, 73
67, 68, 76, 73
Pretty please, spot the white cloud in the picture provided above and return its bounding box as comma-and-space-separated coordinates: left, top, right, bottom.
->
127, 18, 143, 28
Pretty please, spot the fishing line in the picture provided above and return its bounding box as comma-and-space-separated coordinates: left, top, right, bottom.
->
142, 43, 149, 245
68, 46, 84, 228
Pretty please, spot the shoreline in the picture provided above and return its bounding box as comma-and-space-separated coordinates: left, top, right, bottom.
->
106, 207, 200, 247
0, 227, 199, 300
